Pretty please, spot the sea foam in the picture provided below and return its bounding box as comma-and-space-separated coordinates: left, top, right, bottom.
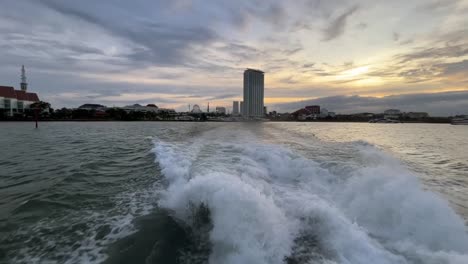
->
152, 128, 468, 264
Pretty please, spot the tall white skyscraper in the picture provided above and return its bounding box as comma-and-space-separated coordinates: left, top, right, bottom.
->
232, 101, 239, 115
243, 69, 264, 118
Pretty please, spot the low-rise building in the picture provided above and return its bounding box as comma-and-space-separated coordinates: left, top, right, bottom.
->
305, 105, 320, 114
78, 104, 107, 111
0, 86, 39, 116
292, 105, 321, 120
384, 109, 401, 120
216, 106, 226, 114
1, 66, 40, 117
404, 112, 429, 119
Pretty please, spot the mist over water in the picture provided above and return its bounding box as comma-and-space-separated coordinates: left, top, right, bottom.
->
0, 122, 467, 263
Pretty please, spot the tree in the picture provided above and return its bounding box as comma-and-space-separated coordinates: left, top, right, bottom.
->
30, 101, 51, 111
26, 101, 51, 118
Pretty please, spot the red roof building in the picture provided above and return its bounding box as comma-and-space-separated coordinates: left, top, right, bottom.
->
0, 85, 40, 116
0, 86, 17, 99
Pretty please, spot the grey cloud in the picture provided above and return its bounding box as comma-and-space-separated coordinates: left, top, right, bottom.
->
209, 94, 238, 100
396, 44, 468, 63
228, 1, 287, 29
422, 0, 461, 11
302, 63, 315, 68
399, 39, 414, 45
274, 91, 468, 116
393, 32, 400, 42
283, 47, 303, 55
356, 22, 367, 30
38, 0, 218, 67
436, 60, 468, 76
322, 5, 359, 41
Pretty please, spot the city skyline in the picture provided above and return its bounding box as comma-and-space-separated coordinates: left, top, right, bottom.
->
0, 0, 467, 115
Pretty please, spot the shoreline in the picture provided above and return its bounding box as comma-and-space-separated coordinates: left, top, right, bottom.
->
0, 119, 452, 124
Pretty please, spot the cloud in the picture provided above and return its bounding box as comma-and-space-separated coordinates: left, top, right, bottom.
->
1, 0, 467, 113
322, 5, 359, 41
274, 91, 468, 116
396, 44, 468, 63
356, 22, 368, 30
422, 0, 461, 11
209, 93, 238, 100
436, 60, 468, 76
37, 0, 219, 67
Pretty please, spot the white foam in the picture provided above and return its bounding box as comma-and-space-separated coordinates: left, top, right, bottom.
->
153, 127, 468, 264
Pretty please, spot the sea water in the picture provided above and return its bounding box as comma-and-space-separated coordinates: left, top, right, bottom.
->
0, 122, 467, 263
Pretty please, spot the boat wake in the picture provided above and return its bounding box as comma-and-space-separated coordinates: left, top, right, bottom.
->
152, 127, 468, 264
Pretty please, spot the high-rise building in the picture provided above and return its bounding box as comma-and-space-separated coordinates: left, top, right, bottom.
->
240, 101, 244, 116
243, 69, 264, 118
232, 101, 239, 115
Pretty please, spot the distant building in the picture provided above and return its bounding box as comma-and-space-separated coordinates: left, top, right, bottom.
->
305, 105, 320, 114
243, 69, 264, 118
216, 106, 226, 114
292, 105, 323, 120
240, 101, 244, 115
405, 112, 429, 119
232, 101, 239, 115
78, 104, 106, 110
384, 109, 401, 120
146, 104, 158, 109
0, 66, 40, 116
191, 104, 202, 113
320, 108, 329, 118
384, 109, 401, 115
121, 104, 159, 113
263, 106, 267, 115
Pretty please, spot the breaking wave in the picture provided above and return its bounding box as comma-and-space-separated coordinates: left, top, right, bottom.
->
152, 127, 468, 264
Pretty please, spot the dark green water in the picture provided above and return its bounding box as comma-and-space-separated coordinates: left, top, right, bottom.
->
0, 122, 467, 264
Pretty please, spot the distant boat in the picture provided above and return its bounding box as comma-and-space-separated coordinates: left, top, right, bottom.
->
451, 116, 468, 125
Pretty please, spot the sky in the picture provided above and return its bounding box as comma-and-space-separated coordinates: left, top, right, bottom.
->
0, 0, 467, 115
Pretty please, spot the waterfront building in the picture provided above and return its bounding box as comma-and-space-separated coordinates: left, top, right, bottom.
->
191, 104, 202, 113
384, 109, 401, 115
305, 105, 320, 115
0, 66, 40, 117
384, 109, 401, 120
232, 101, 239, 115
216, 106, 226, 114
243, 69, 264, 118
78, 104, 107, 110
240, 101, 244, 115
292, 105, 321, 120
405, 112, 429, 119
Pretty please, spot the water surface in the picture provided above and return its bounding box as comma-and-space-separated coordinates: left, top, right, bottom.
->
0, 122, 467, 263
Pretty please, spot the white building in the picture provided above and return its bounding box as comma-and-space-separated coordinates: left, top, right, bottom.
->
243, 69, 264, 118
319, 108, 329, 118
232, 101, 239, 115
0, 66, 40, 117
